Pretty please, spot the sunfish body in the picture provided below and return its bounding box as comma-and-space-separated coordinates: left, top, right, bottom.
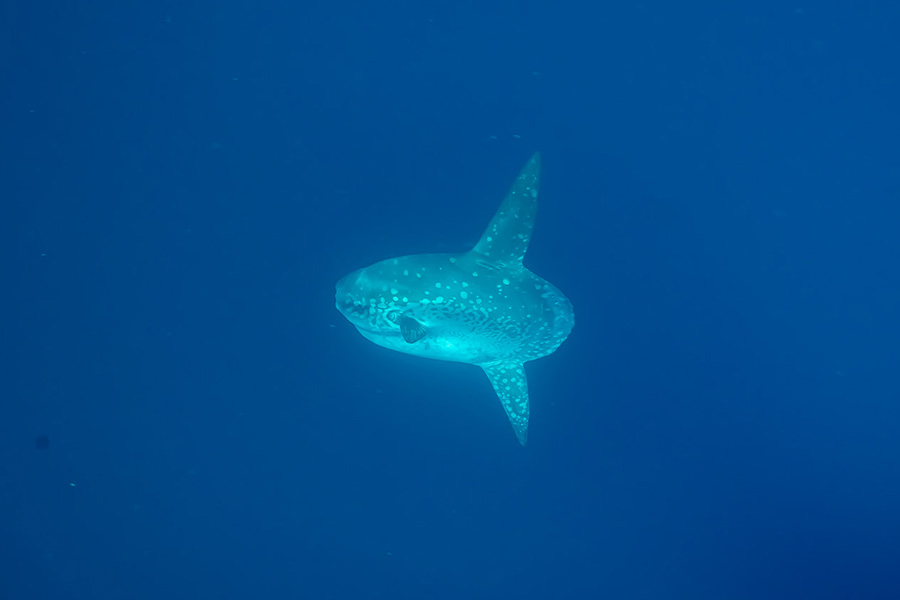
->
335, 153, 574, 445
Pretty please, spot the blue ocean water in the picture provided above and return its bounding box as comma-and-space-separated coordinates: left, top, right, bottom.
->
4, 1, 899, 598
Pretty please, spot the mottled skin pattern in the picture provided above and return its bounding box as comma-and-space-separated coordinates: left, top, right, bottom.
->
336, 253, 571, 364
335, 153, 574, 445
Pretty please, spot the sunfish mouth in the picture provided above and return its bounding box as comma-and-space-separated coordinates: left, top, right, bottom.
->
334, 271, 363, 315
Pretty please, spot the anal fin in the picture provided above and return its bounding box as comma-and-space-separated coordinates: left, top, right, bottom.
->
482, 362, 529, 446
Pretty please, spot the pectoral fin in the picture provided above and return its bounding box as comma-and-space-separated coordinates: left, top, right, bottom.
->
482, 361, 529, 446
398, 315, 427, 343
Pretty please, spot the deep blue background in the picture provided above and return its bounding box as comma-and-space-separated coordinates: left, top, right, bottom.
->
3, 1, 899, 598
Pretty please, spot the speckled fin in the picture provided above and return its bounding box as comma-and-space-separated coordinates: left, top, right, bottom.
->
482, 361, 530, 446
471, 152, 541, 267
399, 315, 427, 343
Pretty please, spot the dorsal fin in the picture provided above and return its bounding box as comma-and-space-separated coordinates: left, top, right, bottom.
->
471, 152, 541, 267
